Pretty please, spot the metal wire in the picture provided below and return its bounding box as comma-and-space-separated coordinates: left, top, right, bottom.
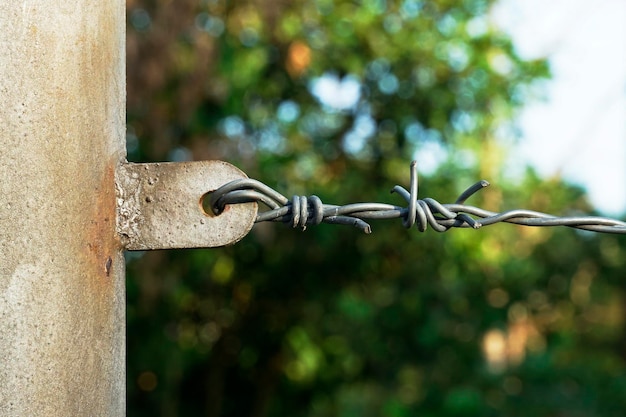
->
210, 161, 626, 235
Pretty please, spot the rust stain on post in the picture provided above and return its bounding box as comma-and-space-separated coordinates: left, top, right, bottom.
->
0, 1, 126, 415
86, 162, 121, 282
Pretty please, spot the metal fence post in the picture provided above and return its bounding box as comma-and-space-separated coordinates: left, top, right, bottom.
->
0, 1, 126, 415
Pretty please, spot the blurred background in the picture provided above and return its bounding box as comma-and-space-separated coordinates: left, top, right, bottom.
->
493, 0, 626, 216
125, 0, 626, 416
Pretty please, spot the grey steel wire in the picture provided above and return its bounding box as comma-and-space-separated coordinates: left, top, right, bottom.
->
210, 161, 626, 235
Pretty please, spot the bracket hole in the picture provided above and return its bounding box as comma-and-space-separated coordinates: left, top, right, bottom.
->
200, 191, 218, 217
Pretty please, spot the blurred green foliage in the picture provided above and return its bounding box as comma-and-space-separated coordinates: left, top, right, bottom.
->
126, 0, 626, 416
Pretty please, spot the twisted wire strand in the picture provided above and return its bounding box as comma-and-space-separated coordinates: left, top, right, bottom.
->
210, 161, 626, 235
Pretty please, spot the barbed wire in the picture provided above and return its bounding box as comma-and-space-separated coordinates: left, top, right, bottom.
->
210, 161, 626, 235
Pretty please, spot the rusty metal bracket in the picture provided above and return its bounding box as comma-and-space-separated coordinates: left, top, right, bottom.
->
115, 161, 257, 250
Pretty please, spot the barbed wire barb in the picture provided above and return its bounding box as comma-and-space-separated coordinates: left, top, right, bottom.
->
210, 161, 626, 235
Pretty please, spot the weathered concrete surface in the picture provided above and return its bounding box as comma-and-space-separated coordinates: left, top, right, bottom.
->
0, 1, 126, 415
117, 161, 257, 250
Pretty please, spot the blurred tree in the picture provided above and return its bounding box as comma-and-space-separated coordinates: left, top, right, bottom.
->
126, 1, 626, 416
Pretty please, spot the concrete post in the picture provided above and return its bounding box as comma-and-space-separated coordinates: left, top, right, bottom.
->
0, 1, 126, 415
